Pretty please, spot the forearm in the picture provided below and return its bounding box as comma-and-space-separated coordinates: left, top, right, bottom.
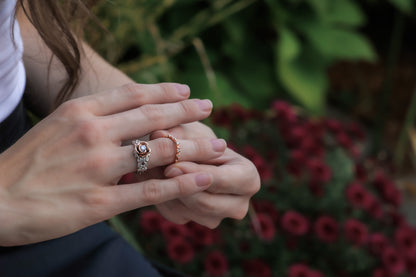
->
17, 8, 132, 116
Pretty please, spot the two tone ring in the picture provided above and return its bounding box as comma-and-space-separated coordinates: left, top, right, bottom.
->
132, 140, 151, 174
132, 134, 181, 174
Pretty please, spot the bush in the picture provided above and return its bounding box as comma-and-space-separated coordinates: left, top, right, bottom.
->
129, 101, 415, 276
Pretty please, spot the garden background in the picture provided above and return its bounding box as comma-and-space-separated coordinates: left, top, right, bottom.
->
86, 0, 416, 276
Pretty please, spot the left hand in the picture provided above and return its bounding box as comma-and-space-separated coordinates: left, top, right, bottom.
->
150, 122, 261, 228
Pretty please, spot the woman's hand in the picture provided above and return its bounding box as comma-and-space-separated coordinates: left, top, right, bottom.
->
0, 83, 225, 246
151, 122, 261, 228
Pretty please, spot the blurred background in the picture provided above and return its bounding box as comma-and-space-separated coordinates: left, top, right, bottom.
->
86, 0, 416, 276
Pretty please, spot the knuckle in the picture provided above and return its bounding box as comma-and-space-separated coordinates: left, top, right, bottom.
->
232, 204, 249, 220
158, 83, 174, 97
157, 139, 175, 161
140, 104, 165, 126
205, 220, 221, 229
57, 99, 84, 117
75, 120, 103, 146
179, 100, 195, 116
81, 189, 111, 209
120, 83, 146, 102
142, 182, 163, 203
196, 197, 216, 214
83, 153, 107, 172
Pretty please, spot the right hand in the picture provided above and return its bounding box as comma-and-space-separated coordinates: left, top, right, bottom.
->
0, 83, 223, 246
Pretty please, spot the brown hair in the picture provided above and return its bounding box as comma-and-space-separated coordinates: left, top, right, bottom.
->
16, 0, 97, 107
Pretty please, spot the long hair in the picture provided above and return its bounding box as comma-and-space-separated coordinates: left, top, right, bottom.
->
16, 0, 97, 107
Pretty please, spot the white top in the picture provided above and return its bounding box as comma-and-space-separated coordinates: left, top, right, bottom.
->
0, 0, 25, 123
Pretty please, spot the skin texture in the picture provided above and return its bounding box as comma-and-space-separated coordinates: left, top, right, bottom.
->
0, 5, 261, 246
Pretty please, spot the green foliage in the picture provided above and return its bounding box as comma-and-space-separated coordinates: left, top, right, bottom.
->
87, 0, 408, 115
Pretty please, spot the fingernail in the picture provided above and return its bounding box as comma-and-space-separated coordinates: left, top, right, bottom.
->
195, 173, 212, 187
211, 139, 226, 152
195, 99, 212, 112
174, 84, 190, 97
165, 167, 183, 177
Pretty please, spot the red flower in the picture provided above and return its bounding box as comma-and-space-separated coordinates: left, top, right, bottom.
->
212, 108, 231, 127
254, 213, 276, 241
369, 233, 389, 255
166, 238, 194, 264
309, 269, 325, 277
314, 216, 338, 243
288, 263, 312, 277
300, 138, 324, 158
372, 172, 402, 207
346, 122, 365, 141
272, 100, 297, 124
243, 259, 272, 277
281, 211, 309, 236
308, 180, 324, 197
344, 218, 368, 246
252, 200, 279, 222
187, 222, 216, 246
381, 247, 405, 275
243, 146, 273, 182
372, 268, 392, 277
345, 182, 374, 210
160, 220, 188, 241
204, 250, 228, 276
140, 210, 164, 233
336, 131, 353, 148
395, 227, 416, 257
307, 159, 332, 183
325, 119, 343, 134
367, 199, 384, 219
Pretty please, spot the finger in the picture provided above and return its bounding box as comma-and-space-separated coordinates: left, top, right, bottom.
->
115, 137, 226, 176
164, 160, 260, 196
150, 122, 216, 141
106, 99, 213, 142
75, 83, 191, 116
103, 172, 213, 215
179, 192, 250, 221
157, 200, 223, 228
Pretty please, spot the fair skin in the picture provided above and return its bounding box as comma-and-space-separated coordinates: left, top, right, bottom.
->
0, 7, 260, 246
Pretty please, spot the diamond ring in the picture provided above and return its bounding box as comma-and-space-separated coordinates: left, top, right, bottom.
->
132, 140, 151, 174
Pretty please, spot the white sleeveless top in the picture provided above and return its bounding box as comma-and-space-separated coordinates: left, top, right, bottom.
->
0, 0, 25, 123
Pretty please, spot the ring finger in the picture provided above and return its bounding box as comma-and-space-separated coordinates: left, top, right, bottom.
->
114, 137, 227, 177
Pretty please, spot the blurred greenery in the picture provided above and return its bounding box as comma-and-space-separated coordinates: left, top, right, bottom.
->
86, 0, 415, 116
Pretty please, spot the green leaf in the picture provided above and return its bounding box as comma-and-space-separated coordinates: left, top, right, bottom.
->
388, 0, 413, 14
306, 0, 330, 16
276, 45, 327, 115
302, 24, 377, 62
325, 0, 365, 26
278, 28, 301, 61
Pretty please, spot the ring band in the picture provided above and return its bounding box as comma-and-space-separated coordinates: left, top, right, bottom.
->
166, 134, 181, 163
132, 140, 151, 174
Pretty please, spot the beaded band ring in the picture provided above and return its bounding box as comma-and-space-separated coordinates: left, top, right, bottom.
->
166, 134, 181, 163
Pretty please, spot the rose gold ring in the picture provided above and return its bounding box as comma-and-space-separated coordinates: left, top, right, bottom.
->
132, 140, 151, 174
166, 134, 181, 163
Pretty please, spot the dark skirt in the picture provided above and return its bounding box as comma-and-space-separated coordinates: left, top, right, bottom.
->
0, 101, 183, 277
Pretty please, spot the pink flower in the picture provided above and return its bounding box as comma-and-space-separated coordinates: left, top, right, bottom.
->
325, 119, 343, 134
367, 200, 384, 220
308, 180, 324, 197
307, 159, 332, 183
204, 251, 229, 276
281, 211, 309, 236
243, 259, 272, 277
139, 210, 164, 233
369, 233, 389, 255
166, 238, 194, 264
336, 131, 353, 148
344, 218, 368, 246
381, 247, 405, 275
314, 216, 338, 243
345, 182, 374, 210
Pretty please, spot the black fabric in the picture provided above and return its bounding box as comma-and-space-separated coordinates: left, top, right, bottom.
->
0, 101, 32, 153
0, 100, 186, 277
